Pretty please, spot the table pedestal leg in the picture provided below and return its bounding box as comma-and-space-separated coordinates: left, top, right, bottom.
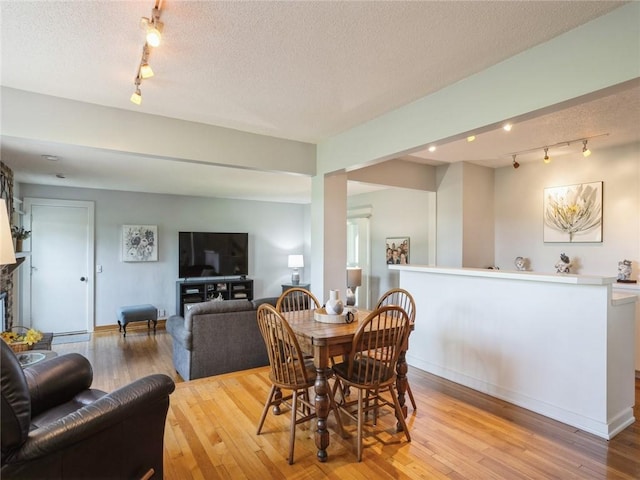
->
395, 350, 409, 431
314, 366, 330, 462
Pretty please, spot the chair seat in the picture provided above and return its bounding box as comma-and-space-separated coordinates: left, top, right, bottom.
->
333, 358, 395, 388
269, 362, 316, 388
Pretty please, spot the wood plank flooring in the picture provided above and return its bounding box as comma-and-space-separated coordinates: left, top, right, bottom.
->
52, 329, 640, 479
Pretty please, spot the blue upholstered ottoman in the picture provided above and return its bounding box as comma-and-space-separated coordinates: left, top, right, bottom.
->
116, 304, 158, 338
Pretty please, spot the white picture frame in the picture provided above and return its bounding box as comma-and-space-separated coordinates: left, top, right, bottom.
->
122, 224, 158, 262
543, 182, 603, 243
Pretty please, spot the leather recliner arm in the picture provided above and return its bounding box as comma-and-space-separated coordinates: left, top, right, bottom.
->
23, 353, 94, 417
3, 374, 175, 465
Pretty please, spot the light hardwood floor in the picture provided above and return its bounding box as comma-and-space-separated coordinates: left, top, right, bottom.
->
52, 328, 640, 479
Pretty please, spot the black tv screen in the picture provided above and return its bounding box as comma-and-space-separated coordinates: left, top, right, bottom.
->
178, 232, 248, 279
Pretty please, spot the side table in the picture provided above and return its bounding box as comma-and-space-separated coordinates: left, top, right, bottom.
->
282, 283, 310, 293
17, 350, 58, 368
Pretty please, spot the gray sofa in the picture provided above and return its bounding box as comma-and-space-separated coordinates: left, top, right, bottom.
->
166, 297, 278, 381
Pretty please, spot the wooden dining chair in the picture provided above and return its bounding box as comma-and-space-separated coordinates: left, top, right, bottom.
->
376, 288, 417, 411
256, 303, 344, 464
275, 287, 321, 313
332, 305, 412, 461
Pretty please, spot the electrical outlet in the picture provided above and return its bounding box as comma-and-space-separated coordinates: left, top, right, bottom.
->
158, 308, 166, 317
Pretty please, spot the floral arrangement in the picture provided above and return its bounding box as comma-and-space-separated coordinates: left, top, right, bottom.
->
1, 328, 43, 346
11, 226, 31, 240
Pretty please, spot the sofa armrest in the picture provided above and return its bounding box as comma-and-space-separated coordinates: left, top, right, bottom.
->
167, 314, 192, 350
23, 353, 93, 417
3, 374, 175, 465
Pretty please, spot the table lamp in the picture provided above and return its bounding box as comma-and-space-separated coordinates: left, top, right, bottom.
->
346, 267, 362, 306
0, 199, 16, 266
288, 254, 304, 285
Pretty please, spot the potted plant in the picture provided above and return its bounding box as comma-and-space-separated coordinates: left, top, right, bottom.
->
11, 226, 31, 252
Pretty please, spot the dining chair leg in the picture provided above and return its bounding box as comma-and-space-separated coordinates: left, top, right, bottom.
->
389, 386, 411, 442
357, 389, 364, 462
288, 390, 298, 465
330, 392, 347, 438
406, 382, 417, 410
257, 385, 276, 434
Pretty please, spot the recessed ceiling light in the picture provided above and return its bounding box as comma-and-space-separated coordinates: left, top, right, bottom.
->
503, 123, 512, 132
428, 145, 436, 152
42, 155, 59, 161
467, 135, 476, 142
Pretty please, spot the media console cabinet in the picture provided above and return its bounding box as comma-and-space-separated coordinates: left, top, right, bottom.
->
176, 278, 253, 316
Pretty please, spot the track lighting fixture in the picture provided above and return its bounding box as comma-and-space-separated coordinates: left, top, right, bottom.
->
130, 1, 164, 105
507, 133, 607, 170
428, 145, 436, 152
503, 123, 513, 132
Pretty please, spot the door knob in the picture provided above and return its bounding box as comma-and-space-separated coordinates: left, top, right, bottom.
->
80, 276, 87, 282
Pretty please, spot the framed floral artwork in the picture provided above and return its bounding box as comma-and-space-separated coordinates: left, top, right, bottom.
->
385, 237, 409, 264
122, 225, 158, 261
543, 181, 603, 243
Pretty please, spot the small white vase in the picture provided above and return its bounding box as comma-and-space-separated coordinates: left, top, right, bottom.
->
325, 289, 344, 315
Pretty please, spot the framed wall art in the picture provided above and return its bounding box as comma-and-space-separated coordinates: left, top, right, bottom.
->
385, 237, 409, 264
543, 181, 602, 243
122, 224, 158, 262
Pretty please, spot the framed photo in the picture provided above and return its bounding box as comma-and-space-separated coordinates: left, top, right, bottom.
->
386, 237, 409, 264
543, 181, 603, 243
122, 225, 158, 262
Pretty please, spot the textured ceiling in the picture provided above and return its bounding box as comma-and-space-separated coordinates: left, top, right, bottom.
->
0, 1, 637, 202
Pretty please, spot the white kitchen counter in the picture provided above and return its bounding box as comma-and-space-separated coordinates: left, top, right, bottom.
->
390, 265, 636, 440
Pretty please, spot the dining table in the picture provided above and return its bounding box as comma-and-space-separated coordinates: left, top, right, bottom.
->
282, 308, 411, 462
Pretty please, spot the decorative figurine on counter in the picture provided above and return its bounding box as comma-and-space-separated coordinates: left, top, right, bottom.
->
555, 253, 571, 274
514, 256, 528, 271
617, 259, 636, 283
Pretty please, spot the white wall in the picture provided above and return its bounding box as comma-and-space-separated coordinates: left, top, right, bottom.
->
494, 142, 640, 277
18, 184, 308, 327
347, 187, 434, 305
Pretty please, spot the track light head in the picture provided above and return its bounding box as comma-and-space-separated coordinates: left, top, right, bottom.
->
582, 140, 591, 157
140, 62, 154, 78
141, 7, 163, 47
512, 155, 519, 169
543, 147, 551, 164
130, 77, 142, 105
130, 87, 142, 105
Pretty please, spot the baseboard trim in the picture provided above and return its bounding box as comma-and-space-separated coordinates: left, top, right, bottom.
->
94, 319, 167, 333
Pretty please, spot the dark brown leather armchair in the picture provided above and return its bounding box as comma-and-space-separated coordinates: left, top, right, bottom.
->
1, 340, 175, 479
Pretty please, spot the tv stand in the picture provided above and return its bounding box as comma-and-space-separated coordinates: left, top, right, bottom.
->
176, 278, 254, 316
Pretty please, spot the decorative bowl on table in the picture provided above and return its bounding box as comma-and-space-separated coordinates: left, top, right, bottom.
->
313, 307, 355, 324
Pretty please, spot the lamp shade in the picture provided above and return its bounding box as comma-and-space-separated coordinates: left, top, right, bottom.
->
288, 255, 304, 269
0, 199, 16, 265
347, 267, 362, 288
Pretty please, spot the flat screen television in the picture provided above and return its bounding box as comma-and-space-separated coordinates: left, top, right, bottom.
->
178, 232, 248, 279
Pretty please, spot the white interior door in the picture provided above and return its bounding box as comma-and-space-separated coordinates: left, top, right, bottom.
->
23, 199, 94, 334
